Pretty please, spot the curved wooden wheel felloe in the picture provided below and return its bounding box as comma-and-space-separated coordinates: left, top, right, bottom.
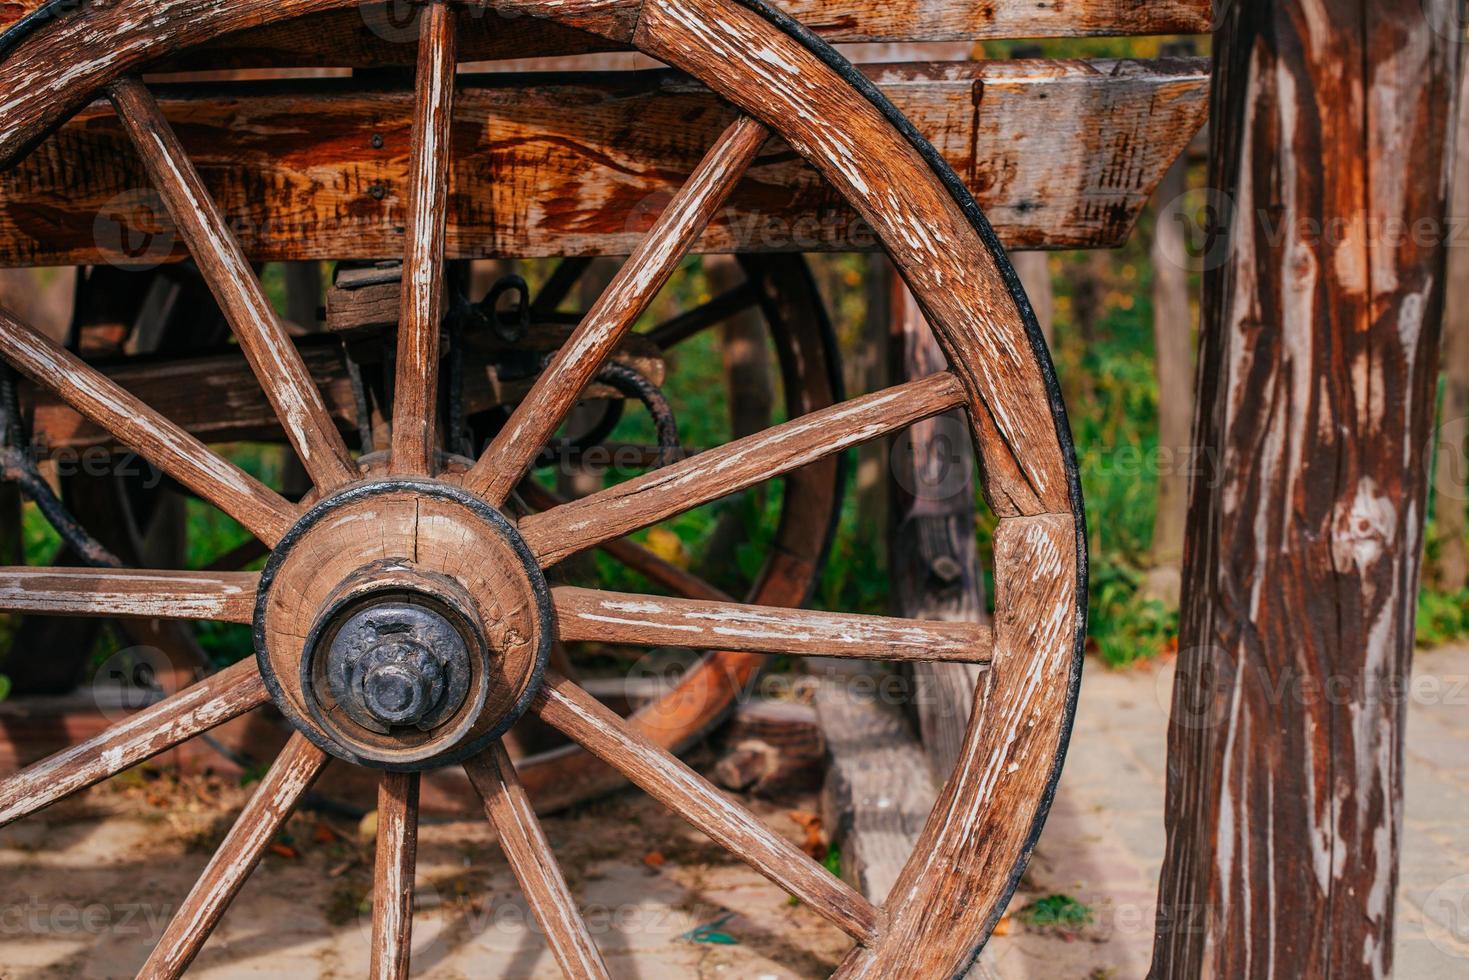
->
0, 1, 1087, 977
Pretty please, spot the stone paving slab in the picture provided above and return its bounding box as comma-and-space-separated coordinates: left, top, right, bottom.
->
983, 645, 1469, 980
3, 648, 1466, 978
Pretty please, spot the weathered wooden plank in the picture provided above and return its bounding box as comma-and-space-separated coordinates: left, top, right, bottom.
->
886, 271, 989, 780
0, 59, 1208, 267
0, 0, 1213, 57
1152, 2, 1460, 977
814, 666, 939, 904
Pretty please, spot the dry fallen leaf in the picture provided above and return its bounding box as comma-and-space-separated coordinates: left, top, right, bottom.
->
313, 822, 340, 845
643, 851, 666, 869
992, 914, 1013, 937
269, 842, 299, 860
786, 810, 827, 861
644, 528, 690, 568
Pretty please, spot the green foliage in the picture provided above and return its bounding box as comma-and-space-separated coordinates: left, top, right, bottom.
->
1089, 563, 1178, 668
238, 762, 270, 787
822, 843, 842, 878
1019, 893, 1093, 930
1417, 585, 1469, 648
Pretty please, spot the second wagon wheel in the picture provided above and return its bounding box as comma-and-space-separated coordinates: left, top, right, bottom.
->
0, 0, 1087, 977
507, 251, 847, 812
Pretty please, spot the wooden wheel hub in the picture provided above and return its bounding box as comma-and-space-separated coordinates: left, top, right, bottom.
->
253, 480, 551, 769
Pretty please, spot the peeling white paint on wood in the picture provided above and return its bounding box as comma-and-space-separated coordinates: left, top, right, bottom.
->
553, 586, 992, 662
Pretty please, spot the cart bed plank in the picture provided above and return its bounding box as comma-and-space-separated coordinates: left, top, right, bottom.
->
0, 58, 1208, 265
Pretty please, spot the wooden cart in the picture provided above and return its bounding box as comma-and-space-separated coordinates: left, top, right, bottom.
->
0, 1, 1208, 976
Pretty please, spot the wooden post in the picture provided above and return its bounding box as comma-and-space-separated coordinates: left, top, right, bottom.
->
1152, 2, 1460, 977
1009, 252, 1053, 348
1432, 67, 1469, 593
1145, 38, 1200, 604
887, 269, 988, 779
1145, 149, 1194, 603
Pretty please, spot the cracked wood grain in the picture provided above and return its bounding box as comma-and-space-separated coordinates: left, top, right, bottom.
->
553, 586, 992, 662
519, 372, 966, 567
0, 568, 259, 623
1152, 2, 1460, 977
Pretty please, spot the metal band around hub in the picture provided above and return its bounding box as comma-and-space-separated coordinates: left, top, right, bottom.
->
253, 478, 553, 771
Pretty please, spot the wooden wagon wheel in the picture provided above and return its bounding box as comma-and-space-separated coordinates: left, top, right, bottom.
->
0, 0, 1086, 976
510, 251, 847, 812
0, 251, 843, 814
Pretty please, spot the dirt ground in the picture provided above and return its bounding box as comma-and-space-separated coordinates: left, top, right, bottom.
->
0, 769, 851, 978
7, 648, 1467, 978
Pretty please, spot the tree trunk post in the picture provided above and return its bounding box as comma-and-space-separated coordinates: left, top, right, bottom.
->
1432, 67, 1469, 593
1152, 3, 1460, 977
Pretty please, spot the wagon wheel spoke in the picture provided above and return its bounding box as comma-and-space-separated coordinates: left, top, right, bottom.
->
0, 308, 296, 544
371, 772, 421, 980
390, 1, 457, 476
464, 115, 768, 506
533, 673, 880, 944
0, 658, 267, 828
521, 372, 967, 568
141, 733, 328, 978
0, 568, 259, 623
465, 743, 611, 979
553, 586, 992, 664
106, 77, 358, 494
645, 278, 760, 349
516, 481, 730, 602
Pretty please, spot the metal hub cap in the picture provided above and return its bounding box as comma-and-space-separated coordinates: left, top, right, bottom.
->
323, 601, 470, 733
